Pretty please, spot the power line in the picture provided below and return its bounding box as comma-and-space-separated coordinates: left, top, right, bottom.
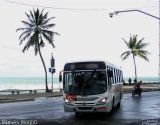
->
0, 45, 42, 63
0, 45, 21, 51
0, 44, 55, 60
3, 0, 107, 11
1, 0, 158, 11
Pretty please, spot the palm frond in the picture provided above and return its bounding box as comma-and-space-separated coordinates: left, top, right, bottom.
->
42, 32, 52, 43
41, 17, 55, 26
137, 50, 150, 58
122, 38, 130, 48
16, 28, 31, 32
42, 24, 55, 29
121, 51, 131, 60
136, 42, 149, 50
30, 10, 35, 24
53, 32, 60, 36
25, 12, 35, 25
19, 30, 31, 40
42, 30, 53, 37
38, 9, 45, 25
129, 35, 137, 49
41, 12, 48, 23
50, 32, 60, 44
21, 21, 34, 27
19, 32, 32, 45
22, 45, 28, 53
50, 42, 55, 48
35, 8, 40, 25
138, 53, 149, 61
22, 39, 31, 53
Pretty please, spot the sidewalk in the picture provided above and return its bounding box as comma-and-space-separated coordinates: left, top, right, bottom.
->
123, 84, 160, 92
0, 91, 63, 103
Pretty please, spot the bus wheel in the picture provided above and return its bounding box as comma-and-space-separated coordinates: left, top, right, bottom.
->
117, 100, 121, 108
117, 93, 121, 108
110, 98, 114, 113
75, 112, 81, 117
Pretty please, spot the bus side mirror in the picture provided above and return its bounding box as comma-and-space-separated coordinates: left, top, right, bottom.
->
59, 73, 62, 82
107, 70, 113, 78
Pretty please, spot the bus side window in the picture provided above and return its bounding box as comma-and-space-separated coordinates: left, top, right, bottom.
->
107, 70, 113, 78
117, 70, 120, 82
107, 68, 113, 84
113, 69, 115, 83
120, 71, 123, 82
116, 69, 119, 83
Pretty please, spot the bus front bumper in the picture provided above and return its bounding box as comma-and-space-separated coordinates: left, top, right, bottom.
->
63, 102, 111, 113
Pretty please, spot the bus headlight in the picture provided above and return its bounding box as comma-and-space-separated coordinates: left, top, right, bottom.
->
64, 98, 71, 104
97, 97, 108, 105
64, 98, 69, 103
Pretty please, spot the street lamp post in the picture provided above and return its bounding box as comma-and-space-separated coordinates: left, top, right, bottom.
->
109, 9, 160, 78
49, 53, 56, 94
109, 9, 160, 20
159, 0, 160, 78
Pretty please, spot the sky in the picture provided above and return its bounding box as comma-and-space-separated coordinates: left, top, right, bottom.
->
0, 0, 159, 77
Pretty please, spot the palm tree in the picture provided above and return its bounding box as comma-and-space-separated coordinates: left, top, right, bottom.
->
16, 8, 59, 92
121, 34, 150, 83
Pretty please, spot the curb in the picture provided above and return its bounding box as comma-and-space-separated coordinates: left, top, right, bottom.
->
123, 89, 160, 94
0, 98, 35, 103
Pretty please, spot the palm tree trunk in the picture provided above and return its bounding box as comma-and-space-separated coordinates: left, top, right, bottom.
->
132, 54, 137, 83
38, 45, 49, 92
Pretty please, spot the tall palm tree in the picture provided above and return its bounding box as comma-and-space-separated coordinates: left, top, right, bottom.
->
121, 34, 150, 82
16, 8, 59, 92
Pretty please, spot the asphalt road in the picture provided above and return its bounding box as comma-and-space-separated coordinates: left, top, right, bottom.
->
0, 91, 160, 125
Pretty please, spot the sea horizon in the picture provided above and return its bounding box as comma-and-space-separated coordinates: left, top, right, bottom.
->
0, 76, 159, 91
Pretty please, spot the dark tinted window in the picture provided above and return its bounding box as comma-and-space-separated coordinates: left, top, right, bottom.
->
64, 62, 106, 71
63, 71, 107, 95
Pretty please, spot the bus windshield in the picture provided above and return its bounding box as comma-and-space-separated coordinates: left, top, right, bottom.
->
63, 70, 107, 95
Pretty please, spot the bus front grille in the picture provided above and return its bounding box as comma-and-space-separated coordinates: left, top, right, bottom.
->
75, 102, 95, 105
77, 97, 99, 101
77, 107, 94, 110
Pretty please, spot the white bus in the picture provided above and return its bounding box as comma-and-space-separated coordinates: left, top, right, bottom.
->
60, 60, 123, 114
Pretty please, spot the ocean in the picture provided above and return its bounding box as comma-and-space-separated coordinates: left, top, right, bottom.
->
0, 77, 159, 91
123, 77, 160, 84
0, 77, 62, 91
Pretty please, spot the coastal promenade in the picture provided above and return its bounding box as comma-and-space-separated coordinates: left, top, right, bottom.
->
0, 83, 160, 103
0, 91, 62, 103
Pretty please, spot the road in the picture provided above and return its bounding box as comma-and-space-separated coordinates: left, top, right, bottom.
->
0, 91, 160, 125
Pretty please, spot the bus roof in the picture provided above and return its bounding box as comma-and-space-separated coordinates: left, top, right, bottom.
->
64, 60, 122, 70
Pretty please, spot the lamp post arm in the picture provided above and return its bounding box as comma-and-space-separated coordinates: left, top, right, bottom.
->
114, 9, 160, 20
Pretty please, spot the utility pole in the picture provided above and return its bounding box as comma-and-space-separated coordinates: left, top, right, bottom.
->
49, 53, 56, 94
159, 0, 160, 78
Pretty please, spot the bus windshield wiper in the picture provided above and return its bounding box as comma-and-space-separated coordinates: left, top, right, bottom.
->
86, 70, 96, 83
